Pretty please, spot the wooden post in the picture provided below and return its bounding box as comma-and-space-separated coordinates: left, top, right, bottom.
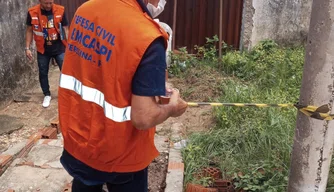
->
172, 0, 177, 50
219, 0, 223, 59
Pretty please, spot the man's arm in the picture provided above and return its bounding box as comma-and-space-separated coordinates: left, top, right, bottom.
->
131, 89, 186, 130
25, 12, 33, 60
25, 26, 33, 49
130, 37, 187, 130
61, 12, 69, 39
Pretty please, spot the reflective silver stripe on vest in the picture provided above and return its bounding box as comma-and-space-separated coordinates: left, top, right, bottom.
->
33, 31, 44, 37
59, 74, 131, 122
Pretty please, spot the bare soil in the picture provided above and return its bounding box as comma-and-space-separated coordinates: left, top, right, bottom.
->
167, 66, 226, 136
148, 152, 169, 192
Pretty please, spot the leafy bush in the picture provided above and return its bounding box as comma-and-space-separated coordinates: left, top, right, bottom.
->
221, 40, 304, 96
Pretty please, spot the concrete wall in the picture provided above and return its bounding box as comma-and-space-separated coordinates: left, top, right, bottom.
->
0, 0, 38, 108
241, 0, 313, 50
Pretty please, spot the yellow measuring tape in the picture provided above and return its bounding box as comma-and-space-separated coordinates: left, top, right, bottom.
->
187, 102, 334, 121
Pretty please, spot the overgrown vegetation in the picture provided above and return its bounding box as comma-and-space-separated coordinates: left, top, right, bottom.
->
169, 37, 334, 191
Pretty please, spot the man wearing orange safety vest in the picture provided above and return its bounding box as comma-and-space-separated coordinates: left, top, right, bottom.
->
58, 0, 188, 191
25, 0, 68, 108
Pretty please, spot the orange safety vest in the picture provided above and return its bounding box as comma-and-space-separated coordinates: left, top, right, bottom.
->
28, 4, 67, 54
58, 0, 168, 173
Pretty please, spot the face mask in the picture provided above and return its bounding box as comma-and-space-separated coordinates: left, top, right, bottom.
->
146, 0, 166, 18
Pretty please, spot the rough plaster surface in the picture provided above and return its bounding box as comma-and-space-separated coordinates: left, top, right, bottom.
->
241, 0, 313, 49
0, 0, 39, 108
240, 0, 255, 50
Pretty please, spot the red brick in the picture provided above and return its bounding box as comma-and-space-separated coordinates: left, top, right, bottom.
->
186, 183, 218, 192
25, 139, 35, 148
17, 139, 36, 158
216, 187, 235, 192
42, 128, 58, 139
50, 116, 59, 127
168, 162, 184, 170
214, 179, 235, 192
199, 167, 222, 180
17, 148, 29, 158
51, 116, 61, 133
28, 130, 43, 142
214, 180, 232, 187
0, 155, 12, 168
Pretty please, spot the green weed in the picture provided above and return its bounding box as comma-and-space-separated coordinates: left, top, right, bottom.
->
178, 38, 334, 191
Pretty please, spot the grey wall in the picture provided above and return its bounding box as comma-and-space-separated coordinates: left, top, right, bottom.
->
0, 0, 38, 108
241, 0, 313, 50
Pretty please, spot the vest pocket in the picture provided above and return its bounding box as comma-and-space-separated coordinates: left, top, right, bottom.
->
31, 18, 39, 25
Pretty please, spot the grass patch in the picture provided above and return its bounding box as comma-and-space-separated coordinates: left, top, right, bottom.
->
171, 39, 334, 191
183, 79, 296, 191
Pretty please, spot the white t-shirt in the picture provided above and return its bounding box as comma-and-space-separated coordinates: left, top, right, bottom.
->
146, 0, 166, 18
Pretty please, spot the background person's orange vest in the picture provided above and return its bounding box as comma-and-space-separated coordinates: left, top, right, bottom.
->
58, 0, 168, 173
28, 4, 67, 54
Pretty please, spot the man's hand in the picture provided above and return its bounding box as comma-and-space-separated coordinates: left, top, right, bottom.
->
25, 49, 33, 61
168, 88, 188, 117
131, 87, 188, 130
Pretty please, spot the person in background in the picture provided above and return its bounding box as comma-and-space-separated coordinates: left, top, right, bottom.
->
145, 0, 173, 67
146, 0, 166, 18
25, 0, 68, 107
58, 0, 188, 191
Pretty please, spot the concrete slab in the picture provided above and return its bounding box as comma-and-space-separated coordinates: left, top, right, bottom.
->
165, 170, 184, 192
2, 140, 27, 156
0, 165, 72, 192
155, 134, 169, 153
168, 148, 183, 161
22, 144, 62, 167
37, 139, 63, 147
46, 160, 64, 169
165, 122, 185, 192
10, 158, 24, 167
0, 115, 24, 135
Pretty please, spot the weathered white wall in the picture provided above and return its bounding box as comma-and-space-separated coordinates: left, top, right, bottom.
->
241, 0, 313, 50
0, 0, 38, 108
